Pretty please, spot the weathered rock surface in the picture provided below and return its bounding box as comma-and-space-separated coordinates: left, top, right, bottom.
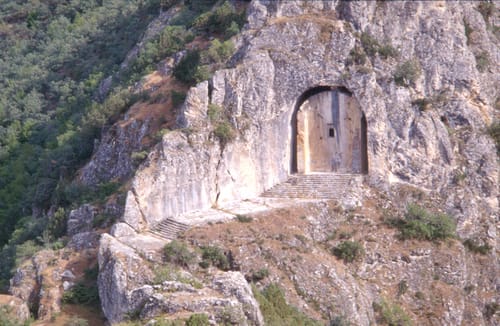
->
97, 233, 264, 324
9, 249, 62, 320
212, 271, 264, 325
78, 118, 153, 187
0, 294, 30, 322
98, 233, 155, 323
67, 204, 96, 236
120, 0, 497, 236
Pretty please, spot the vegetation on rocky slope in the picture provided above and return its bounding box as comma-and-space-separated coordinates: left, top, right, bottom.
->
0, 0, 246, 294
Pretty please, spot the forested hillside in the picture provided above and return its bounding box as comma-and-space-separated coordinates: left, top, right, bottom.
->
0, 0, 246, 291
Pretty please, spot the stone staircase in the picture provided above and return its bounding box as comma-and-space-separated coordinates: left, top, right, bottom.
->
149, 218, 190, 240
261, 173, 363, 199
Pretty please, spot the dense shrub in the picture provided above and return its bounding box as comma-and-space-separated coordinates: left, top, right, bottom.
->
173, 50, 201, 85
192, 1, 246, 38
61, 282, 99, 306
236, 214, 253, 223
163, 240, 196, 267
387, 204, 456, 241
360, 32, 380, 57
206, 39, 235, 63
252, 283, 322, 326
463, 238, 491, 255
332, 240, 364, 263
247, 268, 269, 282
185, 313, 210, 326
347, 45, 367, 65
394, 59, 421, 87
214, 121, 235, 146
200, 245, 229, 270
373, 299, 412, 326
47, 207, 67, 240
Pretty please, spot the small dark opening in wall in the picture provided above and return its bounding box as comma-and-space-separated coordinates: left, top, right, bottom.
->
329, 128, 335, 138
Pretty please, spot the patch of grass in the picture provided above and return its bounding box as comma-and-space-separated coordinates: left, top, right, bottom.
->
153, 265, 176, 284
252, 283, 322, 326
200, 245, 229, 270
207, 104, 222, 122
394, 59, 421, 87
373, 299, 412, 326
386, 204, 456, 241
378, 43, 398, 59
360, 32, 380, 57
163, 240, 196, 267
185, 313, 210, 326
247, 268, 269, 282
207, 104, 235, 146
64, 317, 89, 326
331, 240, 364, 263
358, 32, 398, 59
213, 121, 235, 146
463, 238, 492, 255
346, 45, 367, 65
236, 214, 253, 223
153, 318, 184, 326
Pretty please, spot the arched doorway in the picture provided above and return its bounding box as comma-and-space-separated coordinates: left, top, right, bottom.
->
291, 87, 368, 174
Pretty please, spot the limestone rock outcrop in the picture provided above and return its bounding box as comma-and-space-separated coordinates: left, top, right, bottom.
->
120, 0, 497, 235
95, 1, 498, 325
97, 233, 264, 324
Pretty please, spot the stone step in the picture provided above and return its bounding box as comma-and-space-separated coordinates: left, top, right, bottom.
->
261, 173, 362, 199
149, 218, 189, 240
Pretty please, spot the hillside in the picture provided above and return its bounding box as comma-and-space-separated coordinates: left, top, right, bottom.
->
0, 1, 498, 325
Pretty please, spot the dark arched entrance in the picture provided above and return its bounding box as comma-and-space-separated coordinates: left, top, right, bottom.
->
291, 86, 368, 174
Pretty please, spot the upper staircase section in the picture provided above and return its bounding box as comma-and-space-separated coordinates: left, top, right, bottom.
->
149, 218, 189, 240
261, 173, 363, 199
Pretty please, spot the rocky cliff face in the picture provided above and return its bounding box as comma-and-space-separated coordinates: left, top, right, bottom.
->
117, 0, 497, 232
92, 1, 498, 325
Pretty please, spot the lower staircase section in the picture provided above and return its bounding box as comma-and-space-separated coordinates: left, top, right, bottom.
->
261, 173, 363, 199
149, 218, 189, 240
